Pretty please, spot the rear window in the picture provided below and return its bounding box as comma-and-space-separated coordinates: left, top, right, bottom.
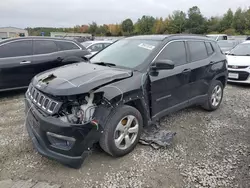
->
205, 42, 214, 55
33, 40, 58, 55
56, 41, 80, 51
0, 40, 32, 58
188, 41, 208, 62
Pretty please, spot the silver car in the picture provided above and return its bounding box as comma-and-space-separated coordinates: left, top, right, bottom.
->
81, 40, 113, 58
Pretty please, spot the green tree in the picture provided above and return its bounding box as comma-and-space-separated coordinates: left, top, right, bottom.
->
207, 17, 221, 33
186, 6, 207, 34
220, 9, 234, 32
232, 8, 246, 34
88, 22, 98, 34
121, 19, 134, 35
136, 15, 155, 34
168, 11, 186, 33
153, 17, 166, 34
96, 24, 109, 36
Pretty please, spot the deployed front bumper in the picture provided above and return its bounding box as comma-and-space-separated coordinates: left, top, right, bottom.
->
24, 93, 101, 168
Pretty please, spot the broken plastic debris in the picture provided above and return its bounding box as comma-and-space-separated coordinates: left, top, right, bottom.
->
139, 124, 176, 149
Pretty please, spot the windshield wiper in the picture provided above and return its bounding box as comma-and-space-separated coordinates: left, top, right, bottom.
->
228, 53, 235, 56
92, 62, 116, 67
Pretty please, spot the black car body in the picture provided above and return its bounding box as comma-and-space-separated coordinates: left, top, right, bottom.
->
0, 37, 90, 91
25, 35, 228, 168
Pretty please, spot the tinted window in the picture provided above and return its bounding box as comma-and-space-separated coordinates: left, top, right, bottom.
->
205, 42, 214, 55
188, 41, 208, 62
157, 41, 187, 66
56, 41, 80, 51
34, 40, 58, 55
0, 40, 32, 58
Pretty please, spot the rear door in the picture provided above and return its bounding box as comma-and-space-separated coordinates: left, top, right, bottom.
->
0, 39, 33, 90
187, 40, 213, 101
150, 40, 191, 119
30, 39, 63, 79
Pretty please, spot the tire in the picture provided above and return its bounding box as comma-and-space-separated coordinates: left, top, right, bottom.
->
99, 105, 143, 157
202, 80, 224, 111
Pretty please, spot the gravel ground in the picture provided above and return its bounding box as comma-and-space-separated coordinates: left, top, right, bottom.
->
0, 84, 249, 188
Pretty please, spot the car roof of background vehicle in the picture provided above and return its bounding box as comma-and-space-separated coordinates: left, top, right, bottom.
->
0, 36, 79, 45
206, 34, 228, 36
127, 34, 214, 41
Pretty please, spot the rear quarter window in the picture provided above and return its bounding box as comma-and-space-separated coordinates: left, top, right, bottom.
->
205, 42, 214, 55
188, 41, 208, 62
56, 41, 80, 51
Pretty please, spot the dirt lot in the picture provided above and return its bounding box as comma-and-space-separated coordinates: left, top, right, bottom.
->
0, 84, 249, 188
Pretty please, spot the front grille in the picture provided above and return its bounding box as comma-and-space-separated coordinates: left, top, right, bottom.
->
228, 65, 249, 69
228, 71, 249, 81
27, 86, 59, 114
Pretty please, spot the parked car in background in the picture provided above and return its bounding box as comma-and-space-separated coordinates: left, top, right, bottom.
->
206, 34, 228, 41
25, 35, 227, 168
0, 37, 90, 91
246, 36, 250, 40
217, 40, 241, 54
226, 41, 250, 84
81, 40, 113, 57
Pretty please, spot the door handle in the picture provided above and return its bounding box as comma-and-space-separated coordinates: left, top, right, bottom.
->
57, 57, 63, 61
182, 68, 191, 73
20, 61, 31, 64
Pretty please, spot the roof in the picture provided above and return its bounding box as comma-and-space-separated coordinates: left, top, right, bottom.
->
206, 34, 228, 36
242, 41, 250, 44
0, 27, 27, 30
0, 36, 78, 44
126, 34, 212, 41
82, 40, 113, 44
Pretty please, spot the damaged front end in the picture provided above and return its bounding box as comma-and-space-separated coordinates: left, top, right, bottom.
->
25, 85, 112, 168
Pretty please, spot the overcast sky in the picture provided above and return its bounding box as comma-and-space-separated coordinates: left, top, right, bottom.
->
0, 0, 249, 28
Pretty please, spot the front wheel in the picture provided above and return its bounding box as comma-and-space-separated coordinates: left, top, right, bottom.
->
202, 80, 224, 111
99, 105, 143, 157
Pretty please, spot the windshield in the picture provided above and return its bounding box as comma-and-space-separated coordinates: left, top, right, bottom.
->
218, 41, 236, 48
90, 39, 160, 69
81, 42, 92, 48
229, 43, 250, 56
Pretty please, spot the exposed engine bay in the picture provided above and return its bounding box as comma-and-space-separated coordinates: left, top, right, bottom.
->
58, 92, 97, 124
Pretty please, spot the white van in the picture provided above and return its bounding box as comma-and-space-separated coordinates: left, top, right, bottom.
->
206, 34, 228, 41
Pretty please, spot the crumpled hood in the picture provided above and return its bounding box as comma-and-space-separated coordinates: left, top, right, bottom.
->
32, 62, 132, 96
226, 55, 250, 66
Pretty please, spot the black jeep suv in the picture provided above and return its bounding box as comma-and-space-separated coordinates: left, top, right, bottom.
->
25, 35, 228, 168
0, 37, 90, 91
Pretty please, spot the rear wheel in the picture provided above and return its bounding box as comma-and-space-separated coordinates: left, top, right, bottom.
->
99, 105, 143, 157
202, 80, 224, 111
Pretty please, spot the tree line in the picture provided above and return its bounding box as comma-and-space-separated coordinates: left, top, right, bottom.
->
27, 6, 250, 37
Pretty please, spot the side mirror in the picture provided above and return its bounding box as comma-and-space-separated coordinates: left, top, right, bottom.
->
151, 60, 175, 71
87, 48, 92, 52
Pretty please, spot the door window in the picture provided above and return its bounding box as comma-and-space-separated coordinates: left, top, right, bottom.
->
33, 40, 58, 55
0, 40, 32, 58
156, 41, 187, 66
188, 41, 208, 62
56, 41, 80, 51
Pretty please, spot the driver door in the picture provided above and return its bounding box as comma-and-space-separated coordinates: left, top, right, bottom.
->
150, 41, 191, 119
